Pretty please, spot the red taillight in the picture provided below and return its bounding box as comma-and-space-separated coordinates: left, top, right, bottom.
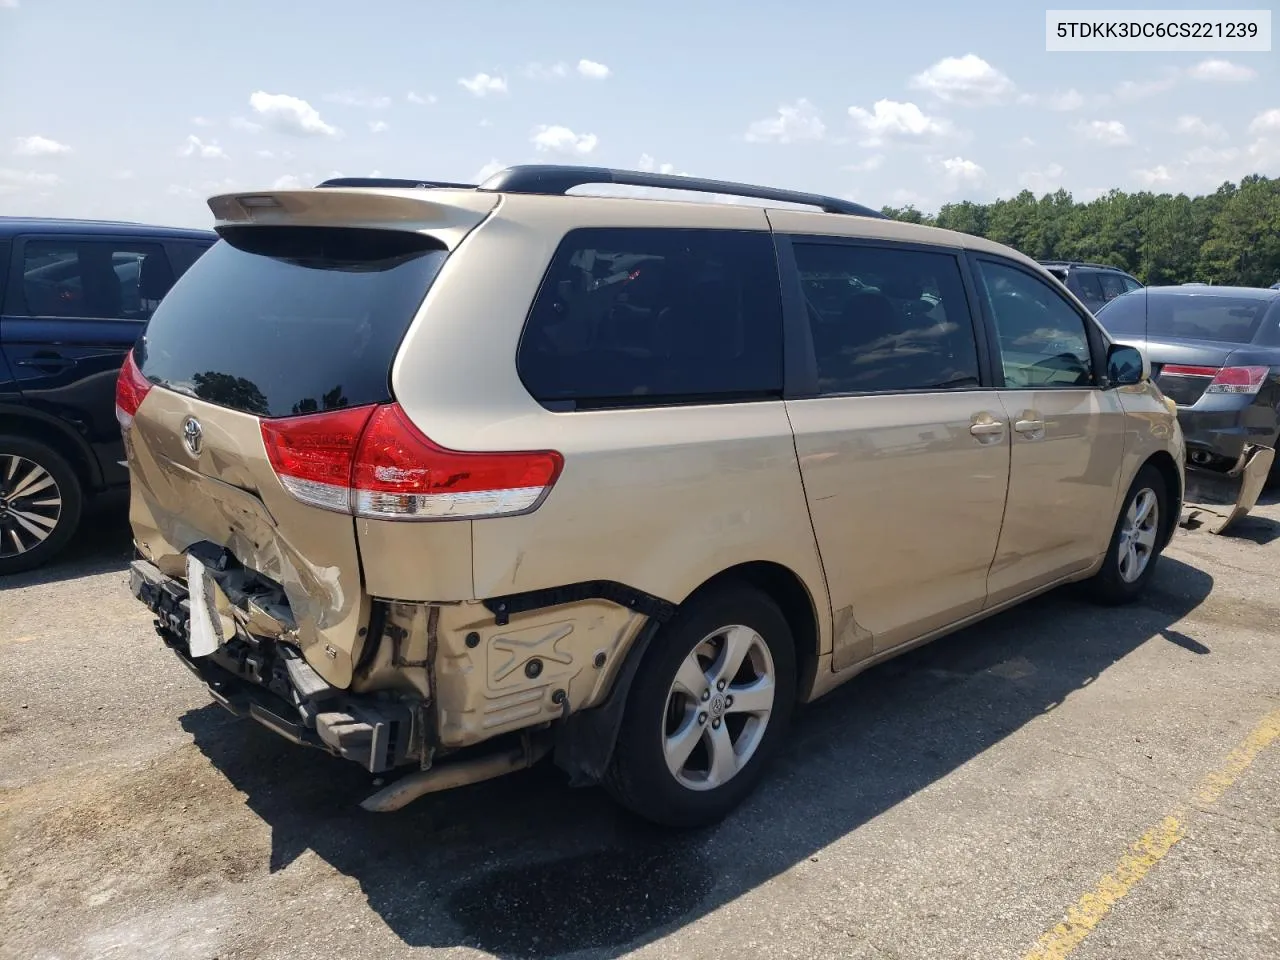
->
114, 350, 153, 429
1162, 364, 1270, 395
259, 402, 564, 521
260, 405, 376, 513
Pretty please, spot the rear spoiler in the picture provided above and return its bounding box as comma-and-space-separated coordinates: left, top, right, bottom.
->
206, 188, 500, 250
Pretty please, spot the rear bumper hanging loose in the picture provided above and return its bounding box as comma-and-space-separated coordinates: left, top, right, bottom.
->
129, 559, 421, 774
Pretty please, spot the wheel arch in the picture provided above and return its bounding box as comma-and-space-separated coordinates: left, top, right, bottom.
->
679, 560, 822, 704
0, 405, 103, 491
551, 559, 825, 787
1141, 450, 1182, 550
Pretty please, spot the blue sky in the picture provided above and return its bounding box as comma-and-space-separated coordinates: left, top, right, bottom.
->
1, 0, 1277, 227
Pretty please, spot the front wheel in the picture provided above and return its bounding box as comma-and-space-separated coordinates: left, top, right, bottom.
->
605, 585, 796, 828
1086, 463, 1168, 605
0, 436, 84, 576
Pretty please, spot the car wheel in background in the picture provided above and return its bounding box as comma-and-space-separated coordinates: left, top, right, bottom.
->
0, 435, 84, 575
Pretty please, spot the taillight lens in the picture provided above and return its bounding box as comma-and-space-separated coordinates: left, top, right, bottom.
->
260, 405, 376, 513
115, 350, 153, 429
1161, 364, 1270, 395
259, 402, 564, 521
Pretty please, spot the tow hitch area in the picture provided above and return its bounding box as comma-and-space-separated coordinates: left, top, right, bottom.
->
1181, 444, 1275, 535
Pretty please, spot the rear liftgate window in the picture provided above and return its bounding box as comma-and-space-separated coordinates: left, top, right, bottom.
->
517, 228, 784, 410
135, 227, 447, 417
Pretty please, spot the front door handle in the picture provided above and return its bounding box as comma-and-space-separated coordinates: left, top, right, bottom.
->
970, 413, 1006, 443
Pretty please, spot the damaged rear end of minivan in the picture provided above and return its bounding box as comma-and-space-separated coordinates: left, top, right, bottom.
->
120, 186, 599, 809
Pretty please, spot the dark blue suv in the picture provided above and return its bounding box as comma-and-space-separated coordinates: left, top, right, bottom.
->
0, 217, 216, 573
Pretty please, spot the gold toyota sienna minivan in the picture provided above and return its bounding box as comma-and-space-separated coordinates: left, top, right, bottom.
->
119, 166, 1184, 826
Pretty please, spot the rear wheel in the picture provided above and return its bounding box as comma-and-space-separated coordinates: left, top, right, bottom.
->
605, 585, 796, 828
0, 436, 83, 575
1087, 464, 1167, 605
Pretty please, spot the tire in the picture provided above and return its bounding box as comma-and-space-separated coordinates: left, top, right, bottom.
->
0, 435, 84, 576
1086, 463, 1168, 606
605, 584, 797, 829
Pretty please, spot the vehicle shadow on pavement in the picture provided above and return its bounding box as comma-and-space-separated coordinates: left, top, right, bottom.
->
0, 510, 133, 589
180, 556, 1213, 960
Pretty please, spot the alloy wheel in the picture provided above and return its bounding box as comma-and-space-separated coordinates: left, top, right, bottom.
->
661, 624, 776, 791
1118, 487, 1159, 583
0, 454, 63, 559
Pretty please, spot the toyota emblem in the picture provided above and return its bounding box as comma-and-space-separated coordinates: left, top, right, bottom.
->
182, 417, 203, 456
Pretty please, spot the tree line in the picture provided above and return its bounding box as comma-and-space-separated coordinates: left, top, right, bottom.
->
881, 173, 1280, 288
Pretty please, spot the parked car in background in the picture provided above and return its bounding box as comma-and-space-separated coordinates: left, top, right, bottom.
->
122, 165, 1183, 827
1096, 285, 1280, 476
0, 217, 216, 573
1039, 260, 1143, 313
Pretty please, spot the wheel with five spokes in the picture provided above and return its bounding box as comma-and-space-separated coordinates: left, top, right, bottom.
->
1087, 463, 1168, 605
0, 436, 83, 576
605, 584, 796, 828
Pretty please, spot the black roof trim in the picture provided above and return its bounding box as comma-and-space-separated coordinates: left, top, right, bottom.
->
477, 165, 886, 218
316, 177, 478, 190
312, 167, 885, 218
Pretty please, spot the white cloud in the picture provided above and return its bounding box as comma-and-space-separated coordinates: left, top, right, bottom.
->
406, 91, 436, 105
1135, 165, 1174, 187
940, 156, 985, 188
1076, 120, 1132, 146
1017, 136, 1036, 148
1174, 115, 1226, 140
888, 188, 930, 209
0, 1, 18, 9
844, 154, 885, 173
1249, 109, 1280, 135
1047, 89, 1084, 111
1019, 163, 1065, 193
638, 153, 676, 175
0, 168, 59, 195
478, 118, 493, 128
325, 91, 392, 109
113, 170, 134, 180
530, 124, 598, 155
249, 91, 339, 137
271, 174, 305, 190
577, 59, 611, 79
230, 116, 263, 133
473, 159, 506, 183
458, 73, 508, 97
1186, 146, 1240, 165
368, 120, 389, 134
1113, 75, 1178, 101
745, 99, 825, 144
191, 116, 214, 127
525, 62, 569, 80
847, 99, 952, 146
1188, 59, 1256, 82
177, 135, 227, 160
13, 135, 71, 156
255, 149, 276, 159
909, 54, 1015, 105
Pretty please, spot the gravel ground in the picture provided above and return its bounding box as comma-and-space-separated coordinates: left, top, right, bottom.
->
1, 494, 1278, 960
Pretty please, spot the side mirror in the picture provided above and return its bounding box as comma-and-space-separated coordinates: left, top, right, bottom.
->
1106, 343, 1149, 386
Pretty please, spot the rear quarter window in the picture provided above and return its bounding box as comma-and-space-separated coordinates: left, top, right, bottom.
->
517, 228, 784, 410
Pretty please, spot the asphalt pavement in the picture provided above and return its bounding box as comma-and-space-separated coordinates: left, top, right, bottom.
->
1, 495, 1277, 960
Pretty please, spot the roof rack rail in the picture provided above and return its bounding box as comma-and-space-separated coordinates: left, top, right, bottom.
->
1038, 259, 1126, 272
476, 165, 886, 218
316, 177, 477, 190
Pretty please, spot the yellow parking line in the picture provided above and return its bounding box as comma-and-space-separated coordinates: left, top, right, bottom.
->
1023, 707, 1280, 960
